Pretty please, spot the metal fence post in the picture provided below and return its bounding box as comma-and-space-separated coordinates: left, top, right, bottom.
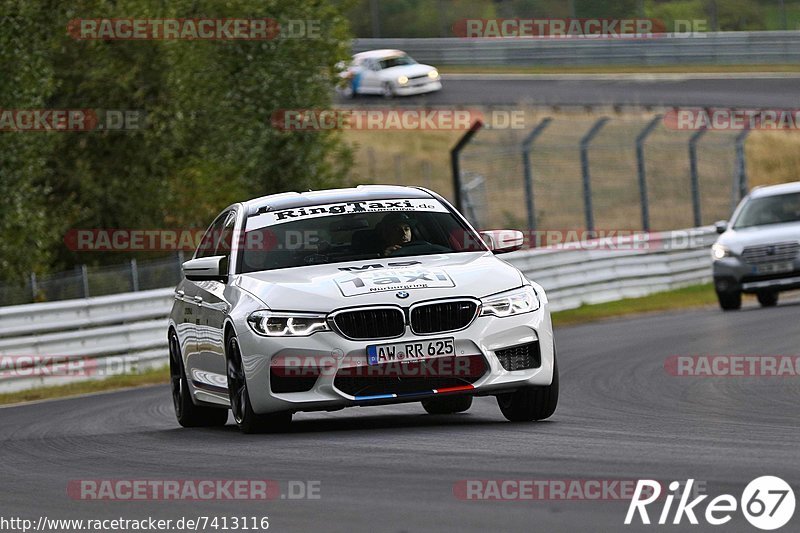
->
635, 115, 662, 232
130, 258, 139, 292
521, 117, 553, 232
30, 272, 38, 302
450, 120, 483, 214
580, 117, 610, 232
734, 127, 751, 210
177, 251, 185, 283
689, 126, 708, 227
80, 264, 89, 298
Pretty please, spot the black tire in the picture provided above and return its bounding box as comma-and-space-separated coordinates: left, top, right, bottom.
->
716, 289, 742, 311
169, 331, 228, 428
422, 395, 473, 415
496, 355, 559, 422
226, 334, 292, 434
381, 82, 394, 98
757, 291, 779, 307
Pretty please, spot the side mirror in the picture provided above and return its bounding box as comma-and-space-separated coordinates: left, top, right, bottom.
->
714, 220, 728, 234
480, 230, 525, 254
183, 255, 228, 282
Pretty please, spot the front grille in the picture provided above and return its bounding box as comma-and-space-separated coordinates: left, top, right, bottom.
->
410, 300, 478, 334
333, 354, 486, 396
332, 308, 405, 340
409, 74, 430, 81
495, 342, 541, 371
741, 242, 800, 264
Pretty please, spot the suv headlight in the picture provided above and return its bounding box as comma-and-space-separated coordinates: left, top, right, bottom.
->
428, 69, 439, 79
480, 285, 540, 317
397, 75, 409, 85
247, 311, 330, 337
711, 243, 731, 260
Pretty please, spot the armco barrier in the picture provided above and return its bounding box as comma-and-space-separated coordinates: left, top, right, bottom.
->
353, 31, 800, 66
0, 227, 715, 393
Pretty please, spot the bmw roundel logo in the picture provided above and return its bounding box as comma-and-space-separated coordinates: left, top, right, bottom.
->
396, 291, 410, 299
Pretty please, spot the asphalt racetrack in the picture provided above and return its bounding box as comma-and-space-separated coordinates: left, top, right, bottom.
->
2, 299, 798, 532
340, 73, 800, 108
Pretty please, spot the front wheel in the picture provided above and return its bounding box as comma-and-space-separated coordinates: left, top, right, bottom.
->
757, 290, 778, 307
496, 355, 559, 422
226, 334, 292, 434
422, 395, 473, 414
169, 331, 228, 428
716, 289, 742, 311
381, 82, 394, 98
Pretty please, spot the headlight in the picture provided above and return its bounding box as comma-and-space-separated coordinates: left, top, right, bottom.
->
711, 243, 731, 260
480, 285, 540, 317
428, 69, 439, 79
397, 75, 409, 85
247, 310, 330, 337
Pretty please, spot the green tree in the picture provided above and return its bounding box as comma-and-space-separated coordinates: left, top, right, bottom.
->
0, 0, 354, 282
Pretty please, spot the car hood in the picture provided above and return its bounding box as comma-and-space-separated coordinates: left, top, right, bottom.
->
235, 252, 524, 312
378, 63, 435, 79
717, 221, 800, 254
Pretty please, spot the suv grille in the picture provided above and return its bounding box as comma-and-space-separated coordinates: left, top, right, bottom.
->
332, 308, 405, 340
741, 242, 800, 264
495, 342, 541, 371
410, 300, 479, 334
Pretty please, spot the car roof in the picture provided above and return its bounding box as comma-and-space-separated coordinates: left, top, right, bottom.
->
243, 185, 435, 214
353, 49, 407, 60
749, 181, 800, 198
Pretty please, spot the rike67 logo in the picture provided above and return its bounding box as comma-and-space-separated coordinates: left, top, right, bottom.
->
625, 477, 795, 530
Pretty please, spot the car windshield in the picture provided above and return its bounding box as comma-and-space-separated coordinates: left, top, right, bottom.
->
237, 198, 485, 273
732, 191, 800, 229
378, 55, 416, 69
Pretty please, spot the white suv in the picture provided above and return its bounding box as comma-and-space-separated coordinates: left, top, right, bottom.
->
712, 181, 800, 310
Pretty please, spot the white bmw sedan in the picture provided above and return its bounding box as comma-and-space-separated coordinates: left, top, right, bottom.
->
340, 49, 442, 97
168, 186, 557, 433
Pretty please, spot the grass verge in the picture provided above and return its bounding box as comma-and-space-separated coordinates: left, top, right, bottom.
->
551, 283, 716, 327
439, 64, 800, 75
0, 365, 169, 406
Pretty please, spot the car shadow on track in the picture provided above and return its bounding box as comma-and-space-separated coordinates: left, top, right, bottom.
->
736, 298, 800, 313
157, 412, 555, 437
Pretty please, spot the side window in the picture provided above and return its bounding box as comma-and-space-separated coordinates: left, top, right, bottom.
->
195, 212, 228, 259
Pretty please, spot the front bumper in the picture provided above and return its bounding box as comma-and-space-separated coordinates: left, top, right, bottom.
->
713, 256, 800, 293
236, 301, 554, 415
393, 80, 442, 96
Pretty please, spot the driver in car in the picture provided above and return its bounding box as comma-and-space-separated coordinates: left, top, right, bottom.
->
378, 212, 415, 256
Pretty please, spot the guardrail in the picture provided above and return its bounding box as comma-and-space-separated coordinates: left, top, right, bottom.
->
353, 31, 800, 66
0, 227, 715, 393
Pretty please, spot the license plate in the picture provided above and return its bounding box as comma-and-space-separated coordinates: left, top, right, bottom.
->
754, 261, 794, 275
367, 337, 454, 366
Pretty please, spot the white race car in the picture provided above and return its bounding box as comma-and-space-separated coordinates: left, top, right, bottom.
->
168, 186, 557, 433
340, 49, 442, 97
